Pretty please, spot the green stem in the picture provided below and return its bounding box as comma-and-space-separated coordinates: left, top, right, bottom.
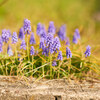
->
50, 54, 52, 79
27, 35, 30, 61
68, 58, 71, 76
42, 61, 44, 77
31, 55, 34, 76
6, 43, 8, 76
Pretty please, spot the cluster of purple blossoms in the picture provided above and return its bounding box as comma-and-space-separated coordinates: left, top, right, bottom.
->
12, 32, 18, 44
42, 46, 49, 56
66, 47, 72, 58
48, 21, 55, 34
40, 25, 47, 39
7, 45, 13, 56
39, 38, 45, 49
84, 45, 91, 57
30, 46, 35, 55
50, 37, 61, 54
0, 36, 3, 52
46, 33, 54, 48
52, 61, 57, 66
2, 29, 11, 43
58, 25, 66, 41
19, 28, 25, 40
72, 28, 80, 44
74, 29, 80, 39
23, 19, 31, 34
36, 23, 42, 36
72, 35, 78, 44
57, 51, 63, 61
20, 40, 26, 50
30, 32, 36, 44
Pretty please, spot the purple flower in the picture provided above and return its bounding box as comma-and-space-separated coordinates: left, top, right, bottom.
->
2, 29, 10, 43
74, 29, 80, 39
50, 37, 61, 54
72, 35, 78, 44
7, 45, 13, 56
20, 40, 26, 50
23, 19, 31, 34
66, 47, 72, 58
40, 25, 47, 39
30, 46, 35, 55
52, 61, 57, 66
12, 32, 18, 44
58, 25, 66, 41
36, 23, 42, 35
42, 46, 49, 56
30, 32, 36, 44
46, 33, 54, 48
66, 37, 70, 46
48, 21, 55, 34
57, 51, 63, 61
0, 36, 3, 53
39, 38, 45, 49
84, 45, 91, 57
19, 28, 25, 40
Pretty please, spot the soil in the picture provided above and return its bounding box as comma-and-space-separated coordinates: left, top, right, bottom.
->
0, 76, 100, 100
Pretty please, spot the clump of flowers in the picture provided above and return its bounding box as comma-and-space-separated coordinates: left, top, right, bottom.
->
84, 45, 91, 57
30, 32, 36, 44
36, 23, 42, 36
20, 40, 26, 50
12, 32, 18, 44
30, 46, 35, 55
2, 29, 11, 43
58, 25, 66, 41
23, 19, 31, 34
48, 21, 55, 34
57, 51, 63, 61
19, 28, 25, 40
66, 47, 72, 58
0, 19, 96, 80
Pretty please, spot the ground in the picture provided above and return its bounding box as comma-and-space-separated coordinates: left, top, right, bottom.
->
0, 76, 100, 100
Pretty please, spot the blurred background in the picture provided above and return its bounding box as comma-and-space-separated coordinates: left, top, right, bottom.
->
0, 0, 100, 57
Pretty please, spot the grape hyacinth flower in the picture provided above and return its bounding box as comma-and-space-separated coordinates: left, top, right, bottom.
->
7, 45, 13, 56
40, 25, 47, 39
2, 29, 10, 43
30, 32, 36, 44
12, 32, 18, 44
23, 19, 31, 34
72, 35, 78, 44
84, 45, 91, 57
58, 25, 66, 41
0, 36, 3, 52
57, 51, 63, 61
30, 46, 35, 55
46, 33, 54, 48
66, 47, 72, 58
50, 37, 61, 54
52, 61, 57, 66
66, 37, 70, 46
48, 21, 55, 34
20, 40, 26, 50
42, 46, 49, 56
19, 28, 25, 40
74, 29, 80, 39
36, 23, 42, 35
39, 38, 45, 49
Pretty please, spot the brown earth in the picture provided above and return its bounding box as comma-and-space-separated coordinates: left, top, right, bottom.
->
0, 76, 100, 100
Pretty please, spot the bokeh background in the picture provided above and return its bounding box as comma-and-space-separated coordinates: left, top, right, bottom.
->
0, 0, 100, 57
